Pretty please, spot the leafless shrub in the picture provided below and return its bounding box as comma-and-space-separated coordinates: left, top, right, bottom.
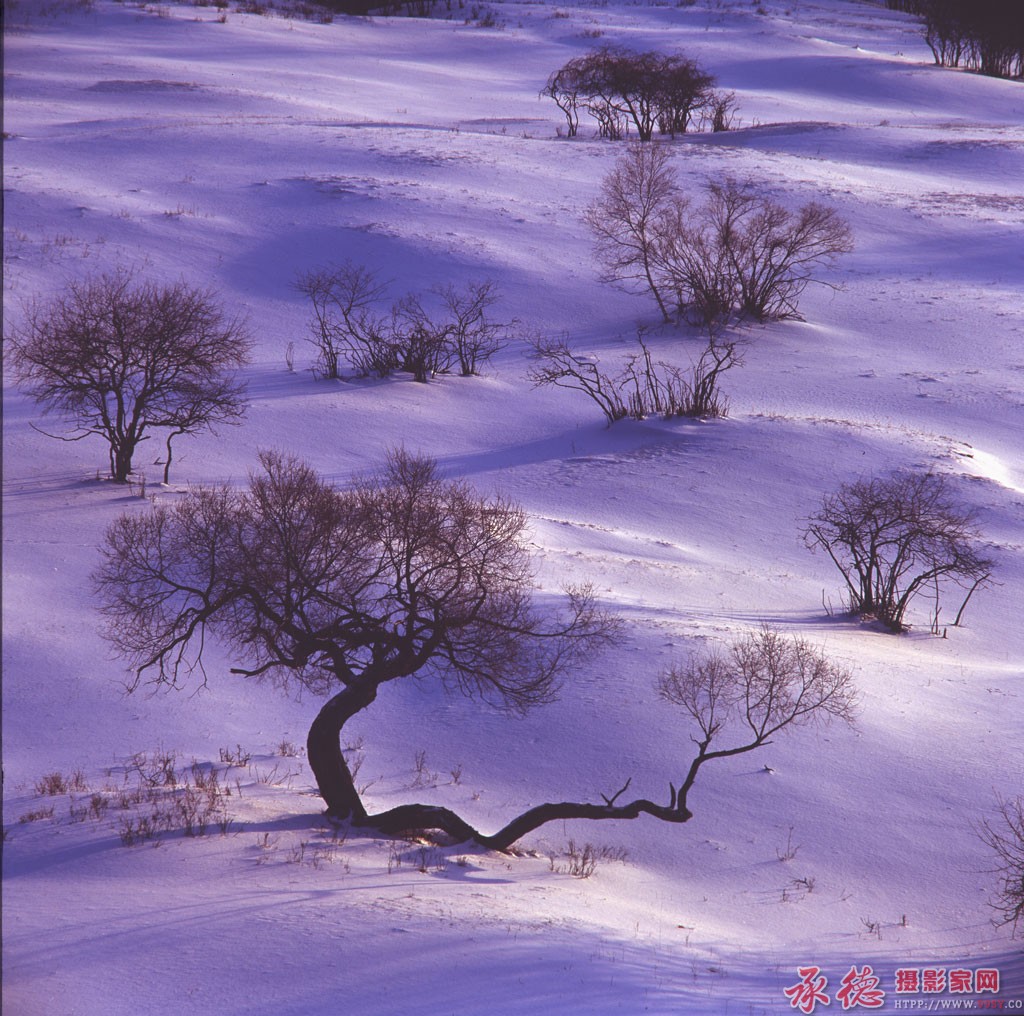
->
294, 261, 394, 380
977, 794, 1024, 936
528, 334, 628, 424
664, 333, 740, 418
655, 179, 854, 325
711, 180, 854, 321
7, 270, 251, 483
777, 826, 801, 862
411, 749, 440, 788
295, 264, 508, 381
116, 756, 233, 845
585, 149, 853, 328
529, 330, 739, 425
565, 840, 598, 878
542, 48, 722, 142
435, 280, 511, 376
860, 917, 882, 939
551, 840, 628, 878
782, 875, 816, 902
35, 770, 88, 795
126, 749, 179, 788
802, 471, 993, 632
19, 806, 56, 824
390, 295, 455, 383
701, 90, 740, 133
69, 792, 111, 824
218, 743, 252, 767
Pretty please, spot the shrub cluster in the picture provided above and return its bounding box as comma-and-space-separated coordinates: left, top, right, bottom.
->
543, 47, 737, 141
586, 145, 853, 327
529, 331, 739, 425
295, 263, 511, 382
887, 0, 1023, 79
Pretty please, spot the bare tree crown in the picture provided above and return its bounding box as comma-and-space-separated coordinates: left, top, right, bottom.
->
543, 48, 722, 141
8, 270, 251, 483
802, 470, 993, 632
585, 147, 853, 327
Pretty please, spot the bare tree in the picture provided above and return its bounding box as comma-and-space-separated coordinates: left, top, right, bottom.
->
435, 280, 510, 376
294, 262, 395, 380
652, 180, 854, 325
977, 794, 1024, 937
584, 158, 852, 327
802, 471, 993, 632
651, 55, 717, 137
8, 270, 251, 483
95, 451, 617, 844
541, 58, 586, 138
701, 90, 740, 133
542, 48, 722, 142
892, 0, 1024, 80
584, 142, 679, 323
95, 454, 855, 849
708, 181, 854, 321
478, 628, 856, 849
653, 194, 738, 327
657, 627, 857, 812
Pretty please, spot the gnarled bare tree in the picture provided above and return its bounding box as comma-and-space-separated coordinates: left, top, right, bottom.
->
96, 450, 616, 842
95, 451, 856, 850
8, 271, 251, 483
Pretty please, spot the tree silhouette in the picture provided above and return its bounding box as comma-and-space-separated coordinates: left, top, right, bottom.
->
8, 270, 250, 483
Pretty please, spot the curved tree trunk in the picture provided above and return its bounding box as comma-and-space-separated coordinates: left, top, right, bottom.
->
308, 682, 698, 851
308, 682, 703, 852
306, 681, 380, 820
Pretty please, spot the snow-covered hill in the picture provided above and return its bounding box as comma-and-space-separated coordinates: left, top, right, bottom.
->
3, 1, 1023, 1012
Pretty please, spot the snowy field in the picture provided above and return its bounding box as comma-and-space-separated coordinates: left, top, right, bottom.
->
3, 0, 1023, 1012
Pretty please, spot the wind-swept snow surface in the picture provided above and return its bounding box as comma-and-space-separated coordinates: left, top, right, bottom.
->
3, 1, 1023, 1013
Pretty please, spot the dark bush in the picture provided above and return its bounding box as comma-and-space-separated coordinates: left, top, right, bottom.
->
543, 47, 727, 141
802, 471, 994, 632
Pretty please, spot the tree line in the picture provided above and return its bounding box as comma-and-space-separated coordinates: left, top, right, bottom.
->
887, 0, 1024, 79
